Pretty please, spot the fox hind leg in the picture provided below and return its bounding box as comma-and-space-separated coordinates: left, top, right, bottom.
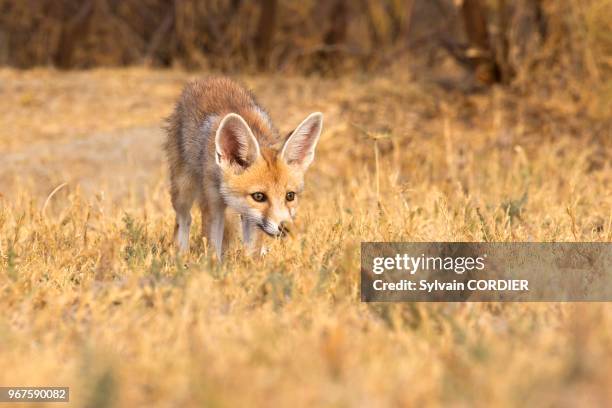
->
171, 175, 196, 254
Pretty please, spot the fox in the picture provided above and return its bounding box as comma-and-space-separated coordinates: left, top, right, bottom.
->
164, 77, 323, 259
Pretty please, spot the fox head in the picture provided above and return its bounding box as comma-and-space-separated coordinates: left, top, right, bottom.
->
214, 112, 323, 237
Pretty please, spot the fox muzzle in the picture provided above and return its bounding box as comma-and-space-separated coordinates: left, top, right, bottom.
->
258, 220, 290, 238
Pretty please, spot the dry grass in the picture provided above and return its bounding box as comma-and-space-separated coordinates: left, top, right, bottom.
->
0, 67, 611, 407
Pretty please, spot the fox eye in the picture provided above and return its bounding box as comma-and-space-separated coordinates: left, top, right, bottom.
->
286, 191, 296, 201
251, 192, 267, 202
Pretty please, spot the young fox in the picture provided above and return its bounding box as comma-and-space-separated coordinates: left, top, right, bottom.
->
164, 77, 323, 259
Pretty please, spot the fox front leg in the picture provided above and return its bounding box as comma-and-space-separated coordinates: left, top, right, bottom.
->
241, 216, 267, 257
175, 212, 192, 253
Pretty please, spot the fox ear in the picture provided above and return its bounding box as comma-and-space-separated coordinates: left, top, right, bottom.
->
281, 112, 323, 171
215, 113, 261, 169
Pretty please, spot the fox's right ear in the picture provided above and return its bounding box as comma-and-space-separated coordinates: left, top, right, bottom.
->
215, 113, 261, 170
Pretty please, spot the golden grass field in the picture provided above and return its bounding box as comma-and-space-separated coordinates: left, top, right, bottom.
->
0, 67, 611, 407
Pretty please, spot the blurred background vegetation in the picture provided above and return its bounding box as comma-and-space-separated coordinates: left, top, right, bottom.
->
0, 0, 610, 127
0, 0, 609, 86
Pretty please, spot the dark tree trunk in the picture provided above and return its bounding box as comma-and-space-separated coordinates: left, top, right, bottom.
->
320, 0, 348, 72
54, 1, 94, 69
497, 0, 512, 83
461, 0, 501, 85
254, 0, 277, 70
461, 0, 492, 53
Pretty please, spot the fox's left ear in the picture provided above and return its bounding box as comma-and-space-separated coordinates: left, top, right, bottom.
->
281, 112, 323, 171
